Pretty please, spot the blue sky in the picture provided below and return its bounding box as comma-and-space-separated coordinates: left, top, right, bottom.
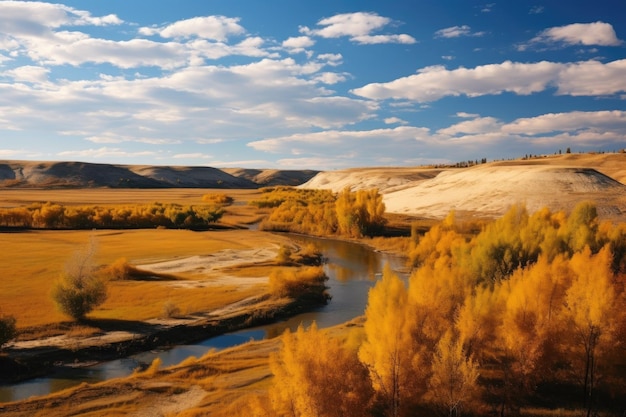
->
0, 0, 625, 170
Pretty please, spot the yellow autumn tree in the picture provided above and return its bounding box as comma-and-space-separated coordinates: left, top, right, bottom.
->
270, 322, 372, 417
427, 329, 480, 417
564, 245, 617, 416
498, 254, 571, 391
359, 265, 419, 417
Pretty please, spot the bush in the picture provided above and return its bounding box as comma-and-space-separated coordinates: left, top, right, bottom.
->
52, 242, 107, 321
275, 245, 292, 264
269, 266, 329, 303
162, 301, 181, 319
0, 315, 17, 348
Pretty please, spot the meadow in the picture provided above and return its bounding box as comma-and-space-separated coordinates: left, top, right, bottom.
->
0, 188, 289, 331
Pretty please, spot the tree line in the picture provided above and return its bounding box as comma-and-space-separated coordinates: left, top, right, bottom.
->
254, 186, 387, 238
0, 201, 223, 229
232, 202, 626, 417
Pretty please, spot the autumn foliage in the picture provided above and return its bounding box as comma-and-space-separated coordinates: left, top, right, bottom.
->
256, 186, 387, 238
237, 202, 626, 417
0, 201, 224, 229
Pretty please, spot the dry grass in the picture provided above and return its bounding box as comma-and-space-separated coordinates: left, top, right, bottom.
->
0, 188, 290, 330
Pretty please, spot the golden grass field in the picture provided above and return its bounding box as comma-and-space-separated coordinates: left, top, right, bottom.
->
0, 189, 289, 330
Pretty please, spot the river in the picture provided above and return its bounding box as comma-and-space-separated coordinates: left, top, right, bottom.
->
0, 234, 407, 403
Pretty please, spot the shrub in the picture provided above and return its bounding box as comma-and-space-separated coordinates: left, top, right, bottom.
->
275, 245, 292, 264
201, 193, 233, 205
269, 266, 329, 303
162, 301, 181, 319
52, 241, 107, 321
102, 257, 132, 280
0, 315, 17, 348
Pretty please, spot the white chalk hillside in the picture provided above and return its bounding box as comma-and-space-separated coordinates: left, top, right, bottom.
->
383, 165, 626, 219
301, 155, 626, 220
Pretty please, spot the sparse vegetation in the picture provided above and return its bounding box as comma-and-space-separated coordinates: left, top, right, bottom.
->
268, 266, 329, 303
51, 240, 108, 321
0, 314, 17, 348
162, 301, 181, 318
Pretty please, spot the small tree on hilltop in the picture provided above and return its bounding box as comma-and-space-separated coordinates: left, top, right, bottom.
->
52, 239, 107, 321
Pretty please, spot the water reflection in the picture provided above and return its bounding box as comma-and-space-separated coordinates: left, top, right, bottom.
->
0, 234, 406, 403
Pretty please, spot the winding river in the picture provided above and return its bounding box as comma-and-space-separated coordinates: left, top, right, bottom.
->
0, 234, 407, 403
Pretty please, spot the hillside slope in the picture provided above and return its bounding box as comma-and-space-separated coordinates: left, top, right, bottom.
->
222, 168, 319, 187
384, 165, 626, 219
300, 153, 626, 220
0, 161, 256, 188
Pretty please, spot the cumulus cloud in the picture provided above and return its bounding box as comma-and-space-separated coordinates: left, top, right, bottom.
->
2, 65, 50, 84
0, 3, 270, 69
300, 12, 416, 44
522, 21, 623, 49
351, 59, 626, 102
502, 110, 626, 135
139, 16, 245, 41
434, 25, 485, 38
282, 36, 315, 53
384, 117, 408, 125
248, 126, 431, 153
438, 117, 502, 135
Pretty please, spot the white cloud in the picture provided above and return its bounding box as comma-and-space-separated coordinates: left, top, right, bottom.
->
352, 60, 562, 102
524, 21, 623, 49
197, 138, 224, 144
245, 110, 626, 168
352, 34, 416, 45
434, 25, 485, 38
456, 112, 480, 118
481, 3, 495, 13
317, 53, 343, 66
313, 72, 347, 84
502, 110, 626, 135
0, 1, 122, 30
301, 12, 416, 45
57, 147, 156, 159
0, 149, 23, 157
442, 55, 455, 61
351, 59, 626, 102
173, 152, 211, 159
139, 16, 245, 41
2, 65, 49, 84
438, 117, 502, 135
384, 117, 408, 125
556, 59, 626, 96
0, 4, 269, 69
282, 36, 315, 53
529, 6, 545, 14
248, 126, 431, 153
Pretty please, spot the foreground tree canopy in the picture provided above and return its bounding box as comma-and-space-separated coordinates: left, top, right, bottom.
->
232, 202, 626, 417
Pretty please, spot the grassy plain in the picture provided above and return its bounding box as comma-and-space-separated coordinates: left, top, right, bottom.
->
0, 188, 287, 331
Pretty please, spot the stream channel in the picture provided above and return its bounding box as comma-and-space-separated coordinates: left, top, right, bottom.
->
0, 234, 407, 403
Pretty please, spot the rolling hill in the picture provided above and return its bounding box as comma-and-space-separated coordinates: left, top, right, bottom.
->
0, 161, 316, 189
300, 153, 626, 221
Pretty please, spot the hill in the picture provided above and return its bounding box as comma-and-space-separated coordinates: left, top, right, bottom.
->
0, 161, 316, 189
222, 168, 319, 187
300, 153, 626, 220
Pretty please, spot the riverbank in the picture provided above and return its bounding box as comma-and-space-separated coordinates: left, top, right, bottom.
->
1, 289, 330, 384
